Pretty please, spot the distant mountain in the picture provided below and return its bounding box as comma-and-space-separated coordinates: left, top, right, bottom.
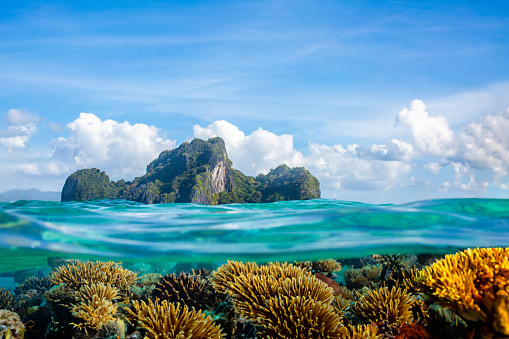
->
0, 189, 61, 202
61, 137, 321, 205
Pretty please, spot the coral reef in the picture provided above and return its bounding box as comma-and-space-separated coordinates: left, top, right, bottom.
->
0, 288, 14, 311
353, 286, 419, 326
126, 298, 224, 339
294, 259, 342, 275
152, 272, 217, 311
0, 309, 25, 339
343, 264, 382, 290
413, 247, 509, 335
339, 323, 382, 339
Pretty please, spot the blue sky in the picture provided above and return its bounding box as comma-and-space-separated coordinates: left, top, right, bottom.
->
1, 0, 509, 203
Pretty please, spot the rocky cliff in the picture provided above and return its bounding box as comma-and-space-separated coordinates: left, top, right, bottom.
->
61, 137, 320, 204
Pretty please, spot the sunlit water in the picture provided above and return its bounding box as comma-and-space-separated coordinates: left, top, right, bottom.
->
1, 198, 508, 273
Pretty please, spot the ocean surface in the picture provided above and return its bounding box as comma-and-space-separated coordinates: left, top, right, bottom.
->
0, 198, 508, 273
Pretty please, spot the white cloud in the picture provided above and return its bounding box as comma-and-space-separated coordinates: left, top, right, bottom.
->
458, 109, 509, 176
194, 120, 413, 191
0, 109, 40, 152
396, 99, 457, 157
424, 162, 441, 174
43, 113, 175, 180
193, 120, 304, 176
305, 143, 412, 190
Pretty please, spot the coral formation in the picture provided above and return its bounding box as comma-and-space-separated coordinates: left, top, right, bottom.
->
413, 247, 509, 335
343, 264, 382, 290
254, 295, 343, 338
70, 294, 119, 331
14, 276, 53, 295
50, 260, 138, 294
339, 323, 382, 339
353, 286, 418, 326
126, 298, 224, 339
209, 260, 259, 294
0, 288, 14, 311
152, 272, 216, 311
294, 259, 342, 274
0, 309, 25, 339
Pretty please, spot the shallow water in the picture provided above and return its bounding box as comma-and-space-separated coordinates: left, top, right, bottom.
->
1, 198, 508, 273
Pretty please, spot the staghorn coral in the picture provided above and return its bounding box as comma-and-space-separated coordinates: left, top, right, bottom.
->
126, 298, 224, 339
412, 247, 509, 335
343, 264, 382, 290
257, 262, 312, 279
0, 310, 25, 339
50, 260, 138, 293
255, 295, 343, 339
339, 323, 382, 339
0, 288, 15, 311
353, 286, 417, 326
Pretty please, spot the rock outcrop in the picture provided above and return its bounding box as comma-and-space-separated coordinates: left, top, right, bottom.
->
61, 137, 320, 204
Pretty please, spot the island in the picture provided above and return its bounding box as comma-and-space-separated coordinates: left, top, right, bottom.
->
61, 137, 320, 204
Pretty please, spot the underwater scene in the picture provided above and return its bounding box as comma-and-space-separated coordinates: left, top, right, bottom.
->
1, 198, 509, 338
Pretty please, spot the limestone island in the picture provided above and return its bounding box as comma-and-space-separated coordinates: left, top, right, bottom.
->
61, 137, 320, 204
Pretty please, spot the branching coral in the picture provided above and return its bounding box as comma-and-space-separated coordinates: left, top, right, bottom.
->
14, 276, 53, 295
343, 265, 382, 290
71, 294, 118, 331
294, 259, 342, 274
255, 295, 343, 339
0, 288, 15, 311
339, 323, 382, 339
413, 247, 509, 335
126, 298, 224, 339
50, 260, 138, 293
76, 282, 119, 303
353, 286, 417, 326
152, 272, 215, 311
209, 260, 259, 294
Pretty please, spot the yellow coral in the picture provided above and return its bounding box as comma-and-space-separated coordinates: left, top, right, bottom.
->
71, 294, 118, 331
51, 260, 138, 292
209, 260, 259, 294
125, 298, 224, 339
339, 323, 382, 339
255, 295, 343, 339
416, 247, 509, 334
353, 286, 416, 326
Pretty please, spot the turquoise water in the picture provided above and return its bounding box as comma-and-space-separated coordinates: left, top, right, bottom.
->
0, 198, 508, 273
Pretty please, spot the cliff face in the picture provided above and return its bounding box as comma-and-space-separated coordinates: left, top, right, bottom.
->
61, 137, 320, 204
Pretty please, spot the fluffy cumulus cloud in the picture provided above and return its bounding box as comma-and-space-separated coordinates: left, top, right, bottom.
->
396, 100, 457, 157
193, 120, 304, 176
459, 109, 509, 176
193, 120, 413, 191
0, 109, 40, 152
28, 113, 175, 180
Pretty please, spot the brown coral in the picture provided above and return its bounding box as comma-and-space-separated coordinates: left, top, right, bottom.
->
14, 276, 53, 295
414, 247, 509, 335
126, 298, 224, 339
294, 259, 342, 274
353, 286, 417, 326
